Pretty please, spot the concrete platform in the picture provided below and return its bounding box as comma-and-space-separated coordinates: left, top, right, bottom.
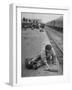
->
21, 29, 62, 77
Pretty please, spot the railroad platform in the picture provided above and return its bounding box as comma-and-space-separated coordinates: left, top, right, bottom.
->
21, 29, 62, 77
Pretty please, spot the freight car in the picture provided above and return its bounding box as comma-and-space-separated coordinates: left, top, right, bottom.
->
47, 16, 63, 33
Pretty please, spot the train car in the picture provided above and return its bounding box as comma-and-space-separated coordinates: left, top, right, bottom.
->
47, 16, 63, 33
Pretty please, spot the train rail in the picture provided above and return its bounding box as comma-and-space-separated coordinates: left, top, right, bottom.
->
52, 39, 63, 55
46, 30, 63, 67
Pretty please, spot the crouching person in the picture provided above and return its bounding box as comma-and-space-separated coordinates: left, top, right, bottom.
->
41, 44, 57, 70
25, 44, 57, 70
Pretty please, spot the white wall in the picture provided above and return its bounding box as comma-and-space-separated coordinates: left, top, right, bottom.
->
0, 0, 72, 89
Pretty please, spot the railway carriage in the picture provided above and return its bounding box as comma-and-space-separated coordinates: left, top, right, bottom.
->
47, 16, 63, 32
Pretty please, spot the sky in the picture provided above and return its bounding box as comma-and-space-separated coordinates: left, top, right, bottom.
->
21, 12, 63, 23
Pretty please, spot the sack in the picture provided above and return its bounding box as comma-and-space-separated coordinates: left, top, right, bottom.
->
25, 55, 44, 70
25, 58, 33, 69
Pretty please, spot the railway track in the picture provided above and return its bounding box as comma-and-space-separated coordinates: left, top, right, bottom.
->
46, 30, 63, 67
